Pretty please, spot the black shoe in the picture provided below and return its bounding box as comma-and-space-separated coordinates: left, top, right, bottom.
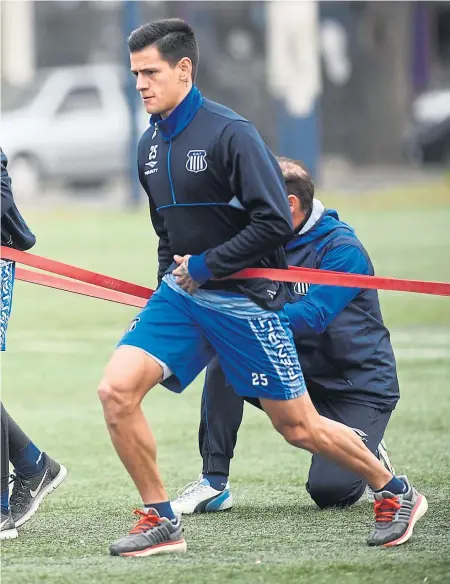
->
0, 509, 18, 540
109, 509, 186, 557
367, 475, 428, 547
10, 453, 67, 528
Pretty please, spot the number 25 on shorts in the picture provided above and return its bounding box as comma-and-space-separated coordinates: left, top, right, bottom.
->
252, 373, 268, 386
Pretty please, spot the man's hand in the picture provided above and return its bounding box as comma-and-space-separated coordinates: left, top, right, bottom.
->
173, 254, 200, 294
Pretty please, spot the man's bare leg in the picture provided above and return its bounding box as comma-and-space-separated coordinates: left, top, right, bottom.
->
261, 391, 392, 490
261, 391, 428, 546
98, 345, 186, 557
97, 345, 168, 503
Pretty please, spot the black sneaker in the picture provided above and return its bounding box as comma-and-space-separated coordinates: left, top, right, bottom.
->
0, 509, 18, 540
10, 453, 67, 528
367, 475, 428, 547
109, 509, 186, 557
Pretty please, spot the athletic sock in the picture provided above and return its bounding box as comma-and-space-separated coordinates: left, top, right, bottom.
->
6, 408, 45, 478
1, 488, 9, 514
377, 476, 408, 495
203, 473, 228, 491
1, 404, 10, 504
144, 501, 176, 522
11, 443, 45, 478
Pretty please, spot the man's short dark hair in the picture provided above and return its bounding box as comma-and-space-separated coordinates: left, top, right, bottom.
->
128, 18, 199, 81
276, 157, 314, 214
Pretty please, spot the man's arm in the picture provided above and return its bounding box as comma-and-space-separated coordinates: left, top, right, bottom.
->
148, 196, 174, 286
137, 144, 173, 286
285, 244, 370, 338
188, 121, 293, 284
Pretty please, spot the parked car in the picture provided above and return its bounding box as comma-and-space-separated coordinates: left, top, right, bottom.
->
1, 65, 149, 198
404, 88, 450, 165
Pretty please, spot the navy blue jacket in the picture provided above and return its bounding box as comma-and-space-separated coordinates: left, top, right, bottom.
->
1, 148, 36, 251
285, 210, 399, 411
138, 86, 294, 310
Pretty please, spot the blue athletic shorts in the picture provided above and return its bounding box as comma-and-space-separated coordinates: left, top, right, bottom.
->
1, 260, 15, 352
118, 278, 306, 401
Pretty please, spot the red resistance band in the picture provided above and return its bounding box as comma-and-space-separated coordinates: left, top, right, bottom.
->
2, 247, 153, 299
15, 267, 146, 309
2, 247, 450, 299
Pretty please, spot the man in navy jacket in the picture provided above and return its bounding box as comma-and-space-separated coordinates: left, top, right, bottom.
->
172, 157, 401, 514
99, 19, 426, 557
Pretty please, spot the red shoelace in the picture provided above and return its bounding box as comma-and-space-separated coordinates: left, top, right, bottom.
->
129, 510, 163, 534
374, 497, 401, 522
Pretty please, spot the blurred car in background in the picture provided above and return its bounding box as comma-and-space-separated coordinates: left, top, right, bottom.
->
1, 65, 149, 199
404, 88, 450, 165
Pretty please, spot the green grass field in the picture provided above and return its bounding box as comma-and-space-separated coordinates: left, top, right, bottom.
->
2, 183, 450, 583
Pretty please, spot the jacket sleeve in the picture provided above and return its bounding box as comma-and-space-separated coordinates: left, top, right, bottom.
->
1, 148, 36, 250
1, 149, 14, 217
137, 142, 173, 285
148, 196, 173, 285
285, 244, 370, 338
188, 121, 294, 283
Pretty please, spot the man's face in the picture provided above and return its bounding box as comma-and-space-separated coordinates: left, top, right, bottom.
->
130, 45, 189, 116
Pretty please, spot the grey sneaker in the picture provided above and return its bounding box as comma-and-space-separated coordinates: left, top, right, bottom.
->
109, 509, 187, 557
0, 509, 18, 540
366, 440, 396, 501
10, 453, 67, 527
367, 475, 428, 547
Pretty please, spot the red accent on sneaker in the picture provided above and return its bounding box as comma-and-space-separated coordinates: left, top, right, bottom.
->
374, 497, 402, 522
383, 494, 426, 547
129, 509, 162, 534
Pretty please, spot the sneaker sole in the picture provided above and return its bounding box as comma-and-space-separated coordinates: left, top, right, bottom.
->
174, 501, 233, 515
14, 465, 68, 528
115, 539, 187, 557
383, 494, 428, 547
0, 527, 19, 540
175, 507, 233, 515
172, 491, 233, 515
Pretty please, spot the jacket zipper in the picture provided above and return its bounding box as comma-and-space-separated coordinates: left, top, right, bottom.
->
167, 139, 176, 204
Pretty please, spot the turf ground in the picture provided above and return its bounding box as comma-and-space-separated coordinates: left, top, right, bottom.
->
2, 181, 450, 583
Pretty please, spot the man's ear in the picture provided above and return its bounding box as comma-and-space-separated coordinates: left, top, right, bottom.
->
178, 57, 192, 83
288, 194, 300, 213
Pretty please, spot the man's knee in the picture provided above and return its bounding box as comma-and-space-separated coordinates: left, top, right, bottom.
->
277, 420, 332, 454
97, 379, 137, 426
262, 395, 332, 454
98, 346, 163, 426
307, 476, 366, 509
279, 422, 314, 451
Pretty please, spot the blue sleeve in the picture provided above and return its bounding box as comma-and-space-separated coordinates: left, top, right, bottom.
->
285, 244, 370, 337
190, 121, 293, 282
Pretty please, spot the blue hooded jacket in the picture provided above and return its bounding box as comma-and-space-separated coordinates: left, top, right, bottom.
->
284, 208, 399, 411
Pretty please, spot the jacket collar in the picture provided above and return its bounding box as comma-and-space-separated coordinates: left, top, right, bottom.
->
149, 85, 203, 141
296, 199, 325, 236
